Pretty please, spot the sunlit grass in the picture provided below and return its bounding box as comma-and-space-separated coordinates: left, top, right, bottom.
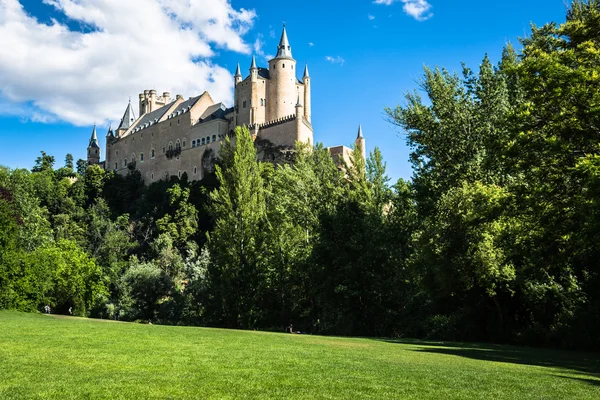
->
1, 311, 599, 399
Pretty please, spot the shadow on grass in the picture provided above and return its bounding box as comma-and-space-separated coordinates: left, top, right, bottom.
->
554, 375, 600, 387
372, 338, 600, 378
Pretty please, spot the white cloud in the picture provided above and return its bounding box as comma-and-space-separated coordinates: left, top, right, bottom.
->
325, 56, 345, 66
0, 0, 257, 126
252, 33, 273, 62
368, 14, 375, 20
308, 42, 315, 47
373, 0, 433, 21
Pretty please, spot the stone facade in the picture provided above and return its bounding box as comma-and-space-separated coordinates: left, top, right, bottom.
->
88, 26, 363, 182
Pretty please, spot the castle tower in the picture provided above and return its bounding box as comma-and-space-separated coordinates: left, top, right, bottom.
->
266, 26, 297, 121
87, 125, 100, 165
355, 124, 366, 161
303, 65, 311, 123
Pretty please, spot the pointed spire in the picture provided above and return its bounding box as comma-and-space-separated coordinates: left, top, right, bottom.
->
89, 125, 99, 148
234, 63, 242, 77
275, 25, 293, 59
357, 124, 364, 139
303, 64, 310, 79
250, 55, 257, 70
118, 99, 136, 131
106, 123, 114, 138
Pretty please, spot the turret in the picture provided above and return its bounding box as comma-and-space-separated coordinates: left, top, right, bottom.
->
87, 125, 100, 165
355, 124, 366, 161
250, 55, 258, 82
303, 64, 311, 123
266, 25, 297, 121
117, 100, 136, 137
234, 63, 242, 86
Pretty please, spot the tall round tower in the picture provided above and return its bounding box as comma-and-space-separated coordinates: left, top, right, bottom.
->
266, 26, 297, 121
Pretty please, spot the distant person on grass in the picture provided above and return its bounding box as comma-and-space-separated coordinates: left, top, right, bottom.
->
68, 307, 72, 315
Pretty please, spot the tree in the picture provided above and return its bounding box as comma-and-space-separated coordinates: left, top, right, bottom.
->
207, 126, 268, 328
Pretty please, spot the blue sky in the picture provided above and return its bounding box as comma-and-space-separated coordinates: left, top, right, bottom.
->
0, 0, 569, 180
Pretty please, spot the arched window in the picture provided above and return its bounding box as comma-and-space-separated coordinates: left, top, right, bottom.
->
212, 135, 216, 142
116, 150, 119, 156
192, 140, 196, 148
182, 139, 187, 147
123, 159, 127, 167
176, 139, 181, 149
151, 173, 154, 180
151, 149, 155, 159
140, 153, 144, 162
260, 99, 263, 106
115, 162, 118, 170
201, 138, 206, 145
168, 141, 173, 151
193, 166, 197, 175
178, 170, 181, 178
206, 136, 210, 144
243, 100, 246, 108
283, 63, 285, 68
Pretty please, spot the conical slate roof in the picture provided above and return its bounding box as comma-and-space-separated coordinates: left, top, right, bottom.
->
250, 55, 257, 69
275, 26, 293, 59
234, 63, 242, 77
106, 123, 114, 138
357, 124, 364, 139
88, 125, 99, 148
303, 64, 310, 78
118, 100, 136, 131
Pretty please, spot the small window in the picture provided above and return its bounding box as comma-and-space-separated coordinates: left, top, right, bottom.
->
193, 166, 197, 175
169, 142, 173, 151
178, 170, 181, 178
192, 140, 196, 148
183, 139, 186, 147
151, 173, 154, 180
201, 138, 206, 145
212, 135, 216, 142
292, 65, 294, 70
151, 133, 154, 138
115, 162, 118, 170
177, 119, 180, 125
162, 147, 166, 154
151, 149, 155, 159
243, 100, 246, 108
283, 64, 285, 68
140, 153, 144, 162
206, 136, 210, 143
116, 150, 119, 156
95, 150, 98, 154
176, 139, 181, 149
123, 159, 127, 167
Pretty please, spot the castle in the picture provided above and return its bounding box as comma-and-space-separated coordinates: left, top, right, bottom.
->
87, 26, 364, 181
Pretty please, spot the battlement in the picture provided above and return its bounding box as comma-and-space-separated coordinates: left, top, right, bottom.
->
248, 114, 296, 130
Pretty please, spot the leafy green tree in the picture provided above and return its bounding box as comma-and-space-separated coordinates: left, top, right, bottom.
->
207, 126, 268, 328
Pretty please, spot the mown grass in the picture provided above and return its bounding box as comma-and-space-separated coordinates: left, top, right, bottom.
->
0, 311, 599, 399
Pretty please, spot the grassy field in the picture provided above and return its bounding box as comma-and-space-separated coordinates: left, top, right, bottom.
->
0, 311, 599, 399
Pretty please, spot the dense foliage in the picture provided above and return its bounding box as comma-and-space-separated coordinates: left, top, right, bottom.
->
1, 1, 599, 350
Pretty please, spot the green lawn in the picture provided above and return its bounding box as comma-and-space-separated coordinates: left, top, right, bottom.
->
0, 311, 599, 399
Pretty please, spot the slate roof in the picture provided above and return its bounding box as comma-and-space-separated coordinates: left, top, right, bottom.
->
166, 95, 202, 119
199, 103, 228, 122
130, 102, 172, 133
88, 125, 99, 148
118, 101, 136, 131
258, 68, 270, 79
